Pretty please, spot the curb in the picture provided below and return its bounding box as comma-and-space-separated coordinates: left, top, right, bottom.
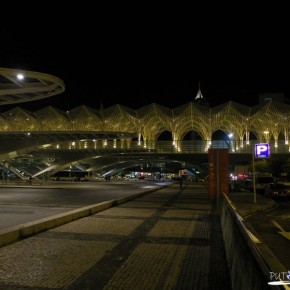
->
240, 200, 277, 219
0, 185, 169, 248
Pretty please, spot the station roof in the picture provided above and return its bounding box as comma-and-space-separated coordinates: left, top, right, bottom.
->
0, 67, 65, 106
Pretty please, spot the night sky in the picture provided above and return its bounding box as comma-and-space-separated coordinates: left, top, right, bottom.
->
1, 11, 289, 112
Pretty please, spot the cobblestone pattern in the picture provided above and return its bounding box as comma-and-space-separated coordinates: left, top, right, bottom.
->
0, 184, 231, 290
0, 238, 117, 288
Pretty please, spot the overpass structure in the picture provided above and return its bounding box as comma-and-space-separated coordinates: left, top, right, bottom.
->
1, 68, 290, 180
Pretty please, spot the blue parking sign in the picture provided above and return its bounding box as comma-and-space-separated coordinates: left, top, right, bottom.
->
255, 143, 270, 158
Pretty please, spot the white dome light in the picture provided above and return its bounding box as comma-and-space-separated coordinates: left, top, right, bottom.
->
16, 73, 24, 80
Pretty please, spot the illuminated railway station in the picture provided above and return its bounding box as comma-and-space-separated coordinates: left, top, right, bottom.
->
1, 68, 290, 181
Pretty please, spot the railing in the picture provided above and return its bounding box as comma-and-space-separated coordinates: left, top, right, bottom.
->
39, 140, 290, 154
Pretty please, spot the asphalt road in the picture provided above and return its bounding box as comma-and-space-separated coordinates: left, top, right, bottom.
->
247, 198, 290, 271
0, 180, 170, 230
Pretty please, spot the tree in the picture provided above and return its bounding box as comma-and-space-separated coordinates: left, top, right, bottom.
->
268, 156, 285, 178
249, 159, 269, 173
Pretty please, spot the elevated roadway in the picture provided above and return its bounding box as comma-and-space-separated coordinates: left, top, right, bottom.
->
1, 138, 289, 181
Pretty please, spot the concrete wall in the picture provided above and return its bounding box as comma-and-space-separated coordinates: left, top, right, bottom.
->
219, 193, 281, 290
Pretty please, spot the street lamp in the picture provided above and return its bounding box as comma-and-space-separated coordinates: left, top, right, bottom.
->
228, 133, 234, 152
16, 73, 24, 80
253, 143, 271, 204
252, 148, 256, 204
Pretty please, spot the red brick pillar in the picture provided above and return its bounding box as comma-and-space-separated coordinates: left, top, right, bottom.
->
208, 149, 229, 199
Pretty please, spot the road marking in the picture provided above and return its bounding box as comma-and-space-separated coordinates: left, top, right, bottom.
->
271, 220, 290, 241
281, 214, 290, 219
278, 232, 290, 241
271, 220, 285, 232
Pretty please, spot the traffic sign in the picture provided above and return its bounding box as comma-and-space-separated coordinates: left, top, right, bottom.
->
255, 143, 270, 158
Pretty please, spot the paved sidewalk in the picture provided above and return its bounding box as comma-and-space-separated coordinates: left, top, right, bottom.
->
0, 183, 232, 290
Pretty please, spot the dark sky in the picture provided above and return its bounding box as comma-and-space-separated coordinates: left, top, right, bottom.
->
1, 9, 289, 112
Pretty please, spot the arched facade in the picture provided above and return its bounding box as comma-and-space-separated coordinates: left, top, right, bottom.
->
0, 100, 290, 152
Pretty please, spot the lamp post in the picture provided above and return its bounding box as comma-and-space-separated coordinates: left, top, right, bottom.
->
252, 147, 256, 204
228, 133, 234, 152
253, 142, 270, 204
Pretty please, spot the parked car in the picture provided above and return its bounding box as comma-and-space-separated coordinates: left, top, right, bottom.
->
255, 175, 275, 193
264, 183, 290, 199
229, 180, 242, 192
238, 179, 252, 191
239, 175, 275, 194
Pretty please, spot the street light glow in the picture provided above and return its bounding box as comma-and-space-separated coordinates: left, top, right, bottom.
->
16, 73, 24, 80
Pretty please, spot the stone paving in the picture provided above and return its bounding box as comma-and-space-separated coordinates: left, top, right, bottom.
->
0, 184, 232, 290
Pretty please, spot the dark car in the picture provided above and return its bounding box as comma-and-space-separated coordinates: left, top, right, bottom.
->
264, 183, 290, 199
239, 179, 253, 191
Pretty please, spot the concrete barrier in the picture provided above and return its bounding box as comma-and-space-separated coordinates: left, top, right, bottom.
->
220, 193, 285, 290
0, 186, 167, 248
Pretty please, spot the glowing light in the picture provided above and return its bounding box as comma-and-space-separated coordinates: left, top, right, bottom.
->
16, 73, 24, 80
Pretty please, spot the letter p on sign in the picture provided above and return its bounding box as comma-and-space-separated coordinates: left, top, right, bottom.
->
255, 143, 270, 158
